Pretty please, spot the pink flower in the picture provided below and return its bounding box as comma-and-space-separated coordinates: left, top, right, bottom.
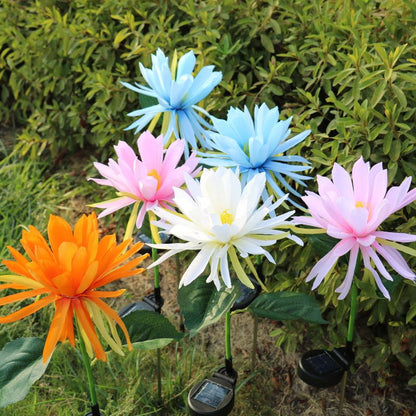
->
90, 131, 200, 228
294, 157, 416, 300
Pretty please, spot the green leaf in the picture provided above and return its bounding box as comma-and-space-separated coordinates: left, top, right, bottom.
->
248, 292, 327, 324
359, 72, 382, 90
383, 131, 393, 154
178, 277, 240, 336
406, 302, 416, 324
0, 338, 49, 408
139, 93, 159, 109
370, 80, 387, 107
408, 375, 416, 386
392, 84, 408, 108
260, 34, 274, 53
380, 274, 402, 298
120, 310, 184, 350
113, 28, 131, 49
389, 139, 401, 162
306, 233, 350, 264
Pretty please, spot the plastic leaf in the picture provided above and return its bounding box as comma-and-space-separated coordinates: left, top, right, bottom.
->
178, 277, 240, 336
0, 337, 49, 408
119, 310, 184, 350
248, 292, 327, 324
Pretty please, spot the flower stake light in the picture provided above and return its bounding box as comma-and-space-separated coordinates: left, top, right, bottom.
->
148, 166, 303, 414
90, 130, 199, 401
0, 213, 148, 415
200, 103, 311, 207
200, 103, 316, 371
121, 48, 222, 156
293, 158, 416, 409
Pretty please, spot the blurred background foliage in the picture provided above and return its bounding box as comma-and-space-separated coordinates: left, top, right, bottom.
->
1, 0, 416, 384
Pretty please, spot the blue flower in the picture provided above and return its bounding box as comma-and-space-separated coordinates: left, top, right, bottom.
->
200, 103, 311, 207
121, 49, 222, 156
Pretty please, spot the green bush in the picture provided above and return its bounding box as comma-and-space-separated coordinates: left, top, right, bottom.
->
2, 0, 416, 380
0, 0, 281, 156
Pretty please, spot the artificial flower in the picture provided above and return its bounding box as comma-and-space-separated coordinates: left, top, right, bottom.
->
121, 49, 222, 155
90, 130, 200, 230
200, 103, 311, 205
294, 157, 416, 299
148, 167, 302, 290
0, 213, 148, 363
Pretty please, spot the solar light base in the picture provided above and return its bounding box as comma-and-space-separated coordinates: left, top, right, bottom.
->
136, 232, 170, 254
231, 274, 261, 312
188, 367, 238, 416
85, 404, 104, 416
297, 347, 354, 388
118, 291, 164, 317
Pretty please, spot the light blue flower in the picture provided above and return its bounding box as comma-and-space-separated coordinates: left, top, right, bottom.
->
121, 49, 222, 156
200, 103, 311, 207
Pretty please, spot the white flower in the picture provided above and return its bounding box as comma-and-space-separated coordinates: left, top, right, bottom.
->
149, 167, 302, 290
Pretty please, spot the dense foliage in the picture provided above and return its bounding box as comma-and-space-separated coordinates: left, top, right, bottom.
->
1, 0, 416, 382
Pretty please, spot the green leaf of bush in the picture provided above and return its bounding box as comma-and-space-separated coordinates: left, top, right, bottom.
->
248, 292, 327, 324
408, 375, 416, 386
178, 278, 240, 335
0, 337, 48, 408
120, 310, 184, 350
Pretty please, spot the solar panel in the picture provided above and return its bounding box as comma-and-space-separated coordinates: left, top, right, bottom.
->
193, 380, 231, 408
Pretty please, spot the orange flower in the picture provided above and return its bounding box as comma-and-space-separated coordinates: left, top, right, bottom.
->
0, 213, 148, 363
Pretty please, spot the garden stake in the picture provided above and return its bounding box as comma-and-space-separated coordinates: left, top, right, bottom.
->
188, 310, 238, 415
297, 256, 360, 389
150, 228, 163, 402
337, 281, 358, 416
225, 311, 232, 364
77, 324, 100, 416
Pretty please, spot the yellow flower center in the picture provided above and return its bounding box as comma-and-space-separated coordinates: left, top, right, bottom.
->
220, 209, 234, 225
355, 200, 371, 216
355, 201, 366, 209
147, 169, 161, 190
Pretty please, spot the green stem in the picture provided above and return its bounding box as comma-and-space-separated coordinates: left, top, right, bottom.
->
339, 254, 361, 416
225, 311, 232, 360
347, 252, 361, 344
347, 282, 358, 343
77, 328, 98, 408
152, 244, 160, 289
148, 218, 162, 401
148, 211, 161, 290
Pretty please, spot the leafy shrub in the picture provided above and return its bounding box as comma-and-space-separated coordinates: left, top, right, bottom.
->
2, 0, 416, 380
0, 0, 282, 156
